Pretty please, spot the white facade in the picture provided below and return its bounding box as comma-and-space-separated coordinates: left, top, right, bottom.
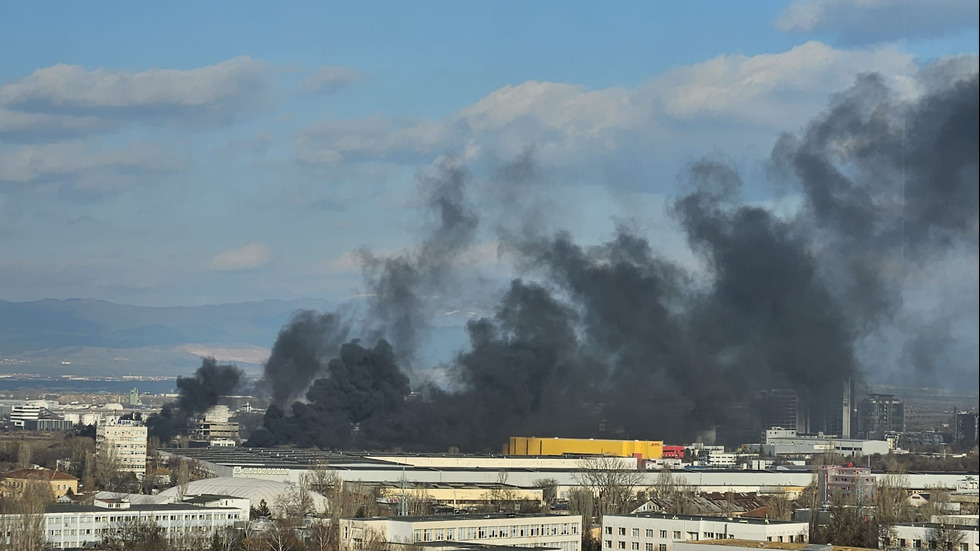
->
760, 436, 889, 457
96, 418, 148, 476
340, 514, 582, 551
0, 497, 248, 550
601, 514, 809, 551
886, 522, 979, 551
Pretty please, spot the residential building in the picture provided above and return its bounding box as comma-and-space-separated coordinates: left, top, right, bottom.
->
601, 513, 808, 551
817, 465, 875, 504
0, 495, 249, 550
756, 389, 801, 432
856, 394, 905, 439
0, 467, 78, 498
954, 411, 979, 450
339, 513, 582, 551
96, 418, 148, 476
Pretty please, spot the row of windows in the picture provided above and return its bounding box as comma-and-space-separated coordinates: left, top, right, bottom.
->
896, 539, 970, 551
46, 513, 239, 525
412, 522, 580, 543
604, 527, 803, 545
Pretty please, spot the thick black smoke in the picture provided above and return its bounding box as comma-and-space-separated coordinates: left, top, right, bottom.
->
259, 159, 478, 408
148, 357, 245, 442
249, 65, 978, 451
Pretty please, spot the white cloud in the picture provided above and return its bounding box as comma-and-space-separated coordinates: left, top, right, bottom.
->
0, 56, 268, 124
294, 42, 919, 170
775, 0, 979, 44
209, 243, 272, 272
299, 66, 365, 94
0, 140, 185, 189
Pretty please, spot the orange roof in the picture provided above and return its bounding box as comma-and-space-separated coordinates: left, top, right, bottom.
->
1, 468, 78, 482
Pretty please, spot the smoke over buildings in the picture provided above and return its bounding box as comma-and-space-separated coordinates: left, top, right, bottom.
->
248, 66, 978, 452
147, 357, 245, 441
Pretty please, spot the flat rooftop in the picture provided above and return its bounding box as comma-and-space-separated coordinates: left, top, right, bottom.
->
683, 540, 876, 551
607, 513, 805, 525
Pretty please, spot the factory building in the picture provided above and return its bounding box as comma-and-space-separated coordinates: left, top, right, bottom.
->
505, 437, 664, 460
339, 513, 582, 551
601, 513, 808, 551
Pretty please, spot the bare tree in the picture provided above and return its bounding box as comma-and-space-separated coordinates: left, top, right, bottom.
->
100, 517, 168, 551
767, 492, 791, 521
574, 456, 642, 521
0, 479, 53, 551
16, 442, 32, 469
533, 478, 559, 509
928, 521, 965, 551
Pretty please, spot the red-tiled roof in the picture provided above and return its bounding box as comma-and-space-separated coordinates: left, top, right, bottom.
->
1, 468, 78, 482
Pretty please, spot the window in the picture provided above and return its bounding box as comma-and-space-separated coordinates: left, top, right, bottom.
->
632, 542, 640, 550
606, 541, 613, 549
673, 532, 681, 540
632, 529, 640, 537
646, 544, 654, 551
914, 540, 922, 548
620, 528, 627, 536
659, 545, 667, 551
646, 530, 654, 538
705, 533, 714, 539
606, 527, 613, 535
619, 542, 626, 549
660, 531, 667, 539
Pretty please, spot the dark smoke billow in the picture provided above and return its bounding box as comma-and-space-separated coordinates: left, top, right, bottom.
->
148, 357, 244, 441
250, 66, 978, 452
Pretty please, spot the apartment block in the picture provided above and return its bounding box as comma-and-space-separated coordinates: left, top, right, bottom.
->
96, 418, 148, 476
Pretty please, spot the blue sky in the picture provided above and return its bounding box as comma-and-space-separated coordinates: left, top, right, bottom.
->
1, 0, 977, 306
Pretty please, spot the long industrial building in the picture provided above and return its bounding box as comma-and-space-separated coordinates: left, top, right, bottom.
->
158, 448, 973, 497
505, 437, 664, 460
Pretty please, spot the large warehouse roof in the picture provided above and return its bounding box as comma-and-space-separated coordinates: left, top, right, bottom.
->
157, 477, 328, 512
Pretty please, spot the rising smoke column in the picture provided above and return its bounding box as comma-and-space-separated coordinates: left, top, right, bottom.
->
771, 65, 979, 384
262, 310, 350, 406
250, 63, 978, 452
147, 357, 245, 442
359, 158, 479, 370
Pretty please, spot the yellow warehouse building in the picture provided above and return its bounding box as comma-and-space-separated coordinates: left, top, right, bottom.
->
505, 437, 664, 460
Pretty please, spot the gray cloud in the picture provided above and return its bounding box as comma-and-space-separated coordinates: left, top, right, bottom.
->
0, 140, 186, 192
775, 0, 979, 45
298, 66, 366, 95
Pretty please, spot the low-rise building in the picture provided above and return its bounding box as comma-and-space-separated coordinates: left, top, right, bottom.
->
339, 513, 583, 551
601, 513, 809, 551
0, 495, 249, 550
0, 467, 78, 498
885, 521, 979, 551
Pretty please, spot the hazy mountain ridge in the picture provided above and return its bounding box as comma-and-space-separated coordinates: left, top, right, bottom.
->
0, 298, 337, 375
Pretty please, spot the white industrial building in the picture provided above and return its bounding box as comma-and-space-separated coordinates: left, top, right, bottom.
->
339, 513, 582, 551
0, 495, 248, 550
601, 513, 809, 551
96, 418, 148, 476
759, 429, 890, 457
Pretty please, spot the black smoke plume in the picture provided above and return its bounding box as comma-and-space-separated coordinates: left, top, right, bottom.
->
148, 357, 244, 442
249, 65, 978, 451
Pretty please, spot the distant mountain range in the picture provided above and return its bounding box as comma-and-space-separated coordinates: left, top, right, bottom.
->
0, 298, 336, 376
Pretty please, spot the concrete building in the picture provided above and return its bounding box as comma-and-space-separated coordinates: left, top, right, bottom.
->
192, 405, 240, 443
601, 513, 808, 551
0, 495, 249, 550
505, 437, 663, 460
1, 467, 78, 498
756, 389, 801, 432
885, 521, 979, 551
339, 513, 582, 551
96, 417, 148, 476
758, 431, 889, 457
954, 411, 979, 450
857, 394, 905, 439
817, 465, 875, 504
